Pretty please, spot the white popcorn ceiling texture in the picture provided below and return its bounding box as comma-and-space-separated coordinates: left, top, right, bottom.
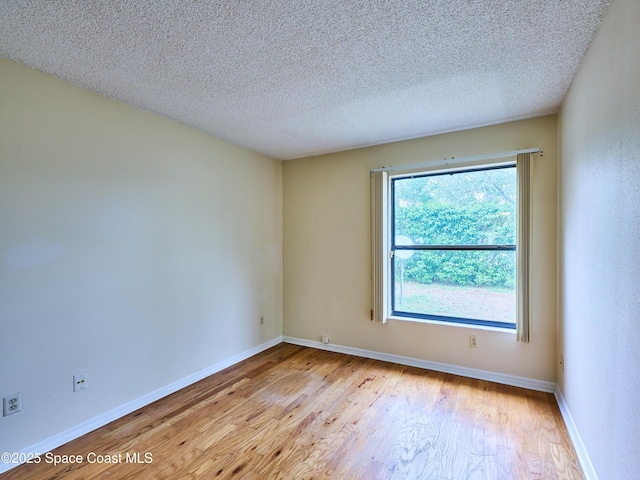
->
0, 1, 610, 160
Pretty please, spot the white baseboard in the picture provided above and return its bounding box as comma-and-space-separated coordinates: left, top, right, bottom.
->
554, 386, 598, 480
283, 336, 556, 392
0, 336, 283, 475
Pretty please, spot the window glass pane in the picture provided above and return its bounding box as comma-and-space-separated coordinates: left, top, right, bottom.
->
394, 167, 516, 246
392, 248, 516, 324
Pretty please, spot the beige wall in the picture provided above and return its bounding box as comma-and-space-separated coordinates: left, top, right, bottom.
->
559, 0, 640, 477
0, 58, 283, 453
284, 115, 557, 381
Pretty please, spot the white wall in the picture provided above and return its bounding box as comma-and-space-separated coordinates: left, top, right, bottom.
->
558, 0, 640, 477
284, 116, 558, 382
0, 58, 282, 454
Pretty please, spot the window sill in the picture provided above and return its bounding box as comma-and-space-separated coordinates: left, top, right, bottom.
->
386, 315, 516, 334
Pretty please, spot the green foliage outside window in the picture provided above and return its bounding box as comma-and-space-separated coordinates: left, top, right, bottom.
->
393, 167, 516, 288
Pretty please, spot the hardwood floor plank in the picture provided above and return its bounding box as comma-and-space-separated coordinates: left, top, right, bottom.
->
0, 344, 584, 480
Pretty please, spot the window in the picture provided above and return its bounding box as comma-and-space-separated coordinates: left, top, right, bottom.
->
371, 151, 532, 339
391, 165, 516, 328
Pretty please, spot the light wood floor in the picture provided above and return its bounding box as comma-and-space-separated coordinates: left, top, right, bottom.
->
2, 344, 583, 479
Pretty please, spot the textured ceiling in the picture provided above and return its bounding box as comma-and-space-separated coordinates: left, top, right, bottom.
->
0, 1, 610, 160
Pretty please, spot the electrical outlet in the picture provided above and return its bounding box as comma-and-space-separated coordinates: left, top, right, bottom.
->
3, 393, 22, 416
560, 354, 564, 372
259, 315, 264, 326
321, 335, 330, 344
469, 335, 478, 348
73, 372, 88, 392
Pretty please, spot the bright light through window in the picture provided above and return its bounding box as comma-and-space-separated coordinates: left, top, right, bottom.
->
391, 165, 517, 328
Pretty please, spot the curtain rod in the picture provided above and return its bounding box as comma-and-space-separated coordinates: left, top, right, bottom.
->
369, 147, 541, 173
